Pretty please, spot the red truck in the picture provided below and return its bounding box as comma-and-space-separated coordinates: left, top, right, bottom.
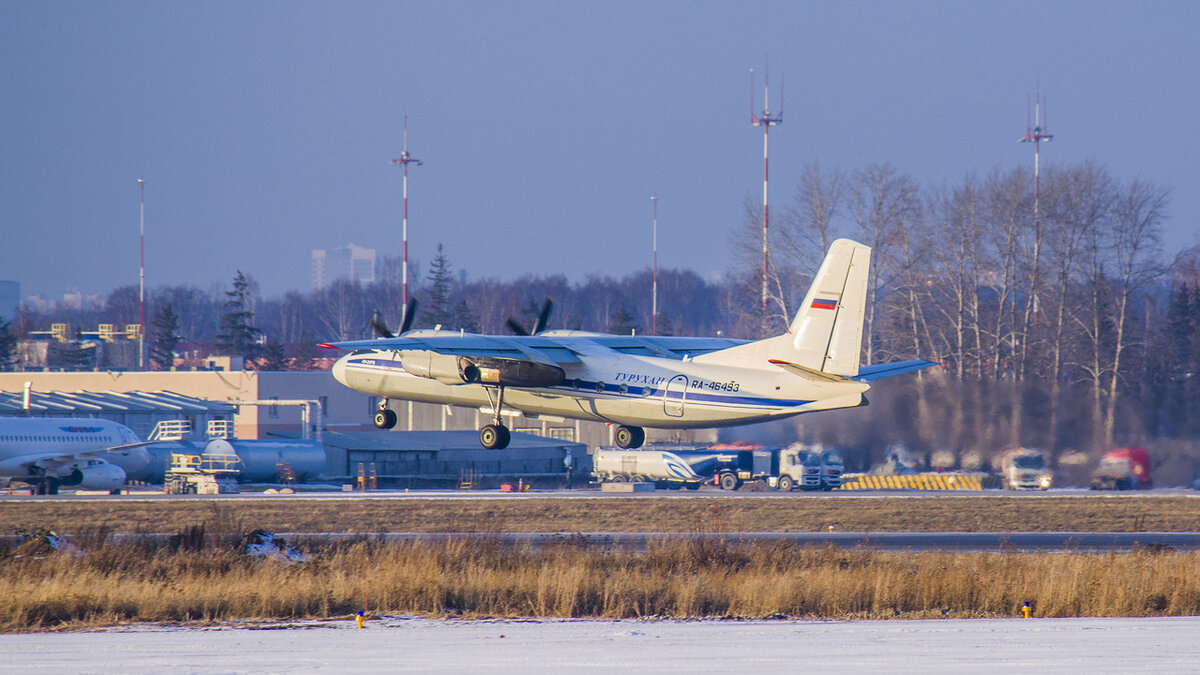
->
1089, 447, 1152, 490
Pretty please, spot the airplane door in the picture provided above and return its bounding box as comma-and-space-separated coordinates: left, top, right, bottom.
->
663, 375, 688, 417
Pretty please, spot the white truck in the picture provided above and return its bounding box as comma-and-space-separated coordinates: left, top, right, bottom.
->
998, 447, 1052, 490
593, 444, 827, 492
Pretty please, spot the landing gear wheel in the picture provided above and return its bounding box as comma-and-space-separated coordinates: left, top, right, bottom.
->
480, 424, 511, 450
777, 475, 794, 492
373, 409, 398, 429
614, 425, 645, 449
719, 472, 740, 491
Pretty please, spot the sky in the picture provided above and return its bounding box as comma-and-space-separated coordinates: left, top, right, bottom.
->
2, 1, 1198, 302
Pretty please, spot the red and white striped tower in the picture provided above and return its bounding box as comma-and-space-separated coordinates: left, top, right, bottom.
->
751, 68, 782, 335
651, 195, 658, 335
391, 116, 422, 311
1019, 91, 1052, 324
138, 178, 145, 370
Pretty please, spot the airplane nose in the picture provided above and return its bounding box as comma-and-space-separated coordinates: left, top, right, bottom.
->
332, 354, 350, 386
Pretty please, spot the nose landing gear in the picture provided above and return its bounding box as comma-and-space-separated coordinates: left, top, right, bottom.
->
373, 400, 398, 429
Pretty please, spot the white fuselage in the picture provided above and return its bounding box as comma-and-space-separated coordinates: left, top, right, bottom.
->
333, 341, 868, 429
0, 417, 151, 487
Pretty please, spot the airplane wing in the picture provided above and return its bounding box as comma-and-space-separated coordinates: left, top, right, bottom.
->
321, 333, 745, 364
852, 359, 939, 382
0, 441, 158, 474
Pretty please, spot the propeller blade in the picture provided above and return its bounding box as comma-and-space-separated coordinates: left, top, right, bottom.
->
369, 310, 394, 339
398, 296, 419, 334
531, 297, 554, 335
506, 317, 530, 336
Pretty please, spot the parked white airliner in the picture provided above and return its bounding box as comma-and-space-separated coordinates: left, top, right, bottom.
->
322, 239, 934, 449
0, 417, 151, 494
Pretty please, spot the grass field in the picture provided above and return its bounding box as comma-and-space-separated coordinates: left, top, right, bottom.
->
5, 535, 1200, 631
3, 494, 1200, 535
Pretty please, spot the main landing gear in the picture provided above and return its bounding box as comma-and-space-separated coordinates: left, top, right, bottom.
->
373, 399, 398, 429
614, 425, 645, 449
480, 385, 511, 449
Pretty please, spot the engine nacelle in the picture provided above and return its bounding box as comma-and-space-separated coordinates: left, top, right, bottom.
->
61, 461, 127, 491
399, 351, 473, 385
462, 357, 565, 388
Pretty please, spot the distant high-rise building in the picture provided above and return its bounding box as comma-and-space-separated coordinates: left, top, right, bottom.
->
0, 281, 18, 322
312, 245, 377, 291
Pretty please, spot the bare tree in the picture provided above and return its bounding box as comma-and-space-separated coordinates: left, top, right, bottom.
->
850, 163, 920, 364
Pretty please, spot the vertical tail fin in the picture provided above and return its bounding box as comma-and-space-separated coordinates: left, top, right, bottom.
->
695, 238, 870, 376
784, 238, 870, 376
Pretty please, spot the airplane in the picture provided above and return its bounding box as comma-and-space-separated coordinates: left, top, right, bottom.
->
0, 417, 152, 494
321, 239, 935, 450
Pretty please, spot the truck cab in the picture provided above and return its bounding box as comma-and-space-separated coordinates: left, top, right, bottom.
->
776, 446, 822, 491
1000, 447, 1052, 490
820, 448, 843, 491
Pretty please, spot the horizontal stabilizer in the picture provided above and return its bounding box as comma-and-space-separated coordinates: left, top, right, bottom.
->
853, 359, 938, 382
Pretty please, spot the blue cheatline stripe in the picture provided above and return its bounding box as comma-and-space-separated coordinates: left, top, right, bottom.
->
345, 359, 814, 409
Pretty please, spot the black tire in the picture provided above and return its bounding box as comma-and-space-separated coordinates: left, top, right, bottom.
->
480, 424, 510, 450
609, 474, 628, 483
373, 409, 398, 429
615, 426, 645, 449
777, 475, 794, 492
685, 482, 700, 491
719, 472, 739, 491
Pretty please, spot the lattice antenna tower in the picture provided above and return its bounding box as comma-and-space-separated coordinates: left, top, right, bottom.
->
751, 66, 782, 335
391, 115, 423, 313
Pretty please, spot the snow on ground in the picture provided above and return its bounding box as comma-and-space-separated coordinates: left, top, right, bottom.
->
3, 616, 1197, 674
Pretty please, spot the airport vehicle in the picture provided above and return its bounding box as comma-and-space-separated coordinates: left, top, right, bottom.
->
592, 448, 705, 489
998, 447, 1052, 490
594, 444, 823, 491
0, 417, 152, 494
322, 239, 934, 450
164, 452, 242, 495
819, 447, 844, 490
1090, 447, 1152, 490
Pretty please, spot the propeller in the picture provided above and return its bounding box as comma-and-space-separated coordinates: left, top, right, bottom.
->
370, 296, 418, 339
506, 297, 554, 336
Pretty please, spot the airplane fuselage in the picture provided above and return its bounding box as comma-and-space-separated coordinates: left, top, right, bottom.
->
333, 338, 868, 429
0, 417, 151, 490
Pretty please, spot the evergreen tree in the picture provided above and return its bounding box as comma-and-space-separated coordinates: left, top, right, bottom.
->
0, 316, 15, 371
256, 342, 287, 371
451, 299, 479, 333
149, 304, 181, 371
422, 244, 454, 328
217, 270, 262, 361
289, 335, 319, 371
609, 302, 639, 335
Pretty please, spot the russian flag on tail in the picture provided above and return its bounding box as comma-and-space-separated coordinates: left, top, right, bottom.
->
811, 297, 838, 310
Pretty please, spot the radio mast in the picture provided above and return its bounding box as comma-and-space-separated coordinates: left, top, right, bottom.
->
651, 195, 658, 335
1019, 90, 1053, 326
391, 115, 422, 313
751, 67, 782, 335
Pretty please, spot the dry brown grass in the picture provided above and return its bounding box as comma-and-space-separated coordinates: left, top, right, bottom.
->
4, 534, 1200, 632
4, 494, 1200, 535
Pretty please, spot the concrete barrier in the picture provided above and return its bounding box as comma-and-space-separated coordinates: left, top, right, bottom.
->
837, 473, 1000, 490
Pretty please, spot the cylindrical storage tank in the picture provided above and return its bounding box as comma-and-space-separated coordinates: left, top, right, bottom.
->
203, 439, 326, 483
126, 441, 207, 482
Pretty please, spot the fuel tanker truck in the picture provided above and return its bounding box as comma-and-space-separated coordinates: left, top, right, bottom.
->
1090, 447, 1152, 490
593, 443, 829, 491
